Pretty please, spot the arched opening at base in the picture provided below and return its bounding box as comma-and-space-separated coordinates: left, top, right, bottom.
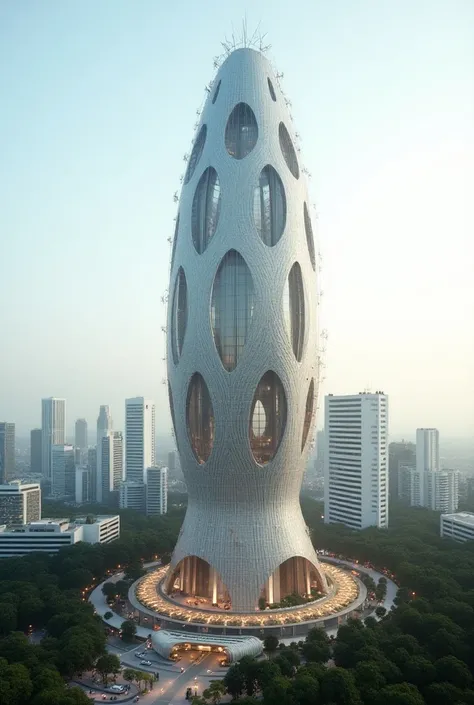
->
260, 556, 326, 608
165, 556, 231, 608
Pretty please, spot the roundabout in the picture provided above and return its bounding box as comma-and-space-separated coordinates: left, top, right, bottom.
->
128, 561, 367, 638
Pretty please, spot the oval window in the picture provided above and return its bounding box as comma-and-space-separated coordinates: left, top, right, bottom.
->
186, 373, 215, 464
225, 103, 258, 159
191, 167, 221, 254
184, 125, 207, 185
279, 122, 299, 179
283, 262, 305, 361
168, 381, 177, 441
249, 371, 287, 465
302, 379, 315, 450
254, 165, 287, 247
211, 250, 255, 372
212, 80, 221, 104
170, 267, 188, 364
267, 77, 276, 102
304, 202, 316, 270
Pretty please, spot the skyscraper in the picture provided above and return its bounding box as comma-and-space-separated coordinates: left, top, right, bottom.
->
51, 444, 75, 498
324, 393, 388, 530
146, 466, 168, 516
96, 406, 113, 502
165, 48, 327, 611
98, 431, 123, 504
0, 482, 41, 525
30, 429, 42, 474
0, 423, 15, 484
125, 398, 155, 484
75, 418, 88, 452
41, 398, 66, 478
416, 428, 440, 473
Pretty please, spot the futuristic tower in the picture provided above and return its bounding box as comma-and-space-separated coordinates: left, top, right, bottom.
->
166, 47, 327, 612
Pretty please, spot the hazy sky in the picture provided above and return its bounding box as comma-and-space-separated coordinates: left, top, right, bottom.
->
1, 1, 473, 439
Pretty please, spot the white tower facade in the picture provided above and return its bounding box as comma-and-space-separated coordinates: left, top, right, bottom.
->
41, 398, 66, 479
146, 466, 168, 516
416, 428, 440, 473
96, 405, 113, 501
324, 393, 388, 530
125, 398, 156, 484
98, 431, 123, 503
166, 48, 327, 611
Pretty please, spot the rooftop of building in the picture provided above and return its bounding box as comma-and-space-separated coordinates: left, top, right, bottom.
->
0, 481, 41, 491
0, 515, 119, 534
441, 512, 474, 525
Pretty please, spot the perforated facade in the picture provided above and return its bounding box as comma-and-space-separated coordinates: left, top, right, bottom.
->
167, 48, 326, 611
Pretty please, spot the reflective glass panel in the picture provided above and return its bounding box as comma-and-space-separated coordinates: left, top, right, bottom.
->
304, 202, 316, 270
171, 213, 179, 268
302, 379, 315, 450
283, 262, 305, 361
225, 103, 258, 159
191, 167, 221, 254
168, 382, 177, 440
186, 373, 214, 464
170, 267, 188, 364
254, 165, 286, 247
184, 125, 207, 184
249, 371, 287, 465
279, 122, 299, 179
211, 250, 255, 372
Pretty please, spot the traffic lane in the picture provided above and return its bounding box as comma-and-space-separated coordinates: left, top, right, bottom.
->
147, 654, 212, 705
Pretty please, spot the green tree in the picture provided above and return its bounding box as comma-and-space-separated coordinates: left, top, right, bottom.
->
202, 680, 226, 704
434, 655, 472, 689
123, 667, 138, 684
0, 603, 17, 635
320, 667, 362, 705
290, 674, 320, 705
353, 661, 386, 691
223, 663, 245, 699
115, 579, 130, 599
375, 606, 387, 618
402, 656, 436, 687
121, 619, 137, 642
101, 582, 117, 599
263, 634, 279, 652
104, 611, 113, 619
376, 682, 425, 705
262, 675, 293, 705
95, 653, 121, 686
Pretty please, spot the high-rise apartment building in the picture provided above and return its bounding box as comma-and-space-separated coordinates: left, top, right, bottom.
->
96, 405, 113, 503
75, 467, 91, 504
125, 398, 155, 484
425, 469, 459, 513
0, 423, 15, 484
0, 482, 41, 525
416, 428, 439, 473
389, 440, 415, 500
30, 429, 42, 474
87, 447, 97, 503
146, 466, 168, 516
324, 393, 388, 530
75, 419, 88, 452
119, 480, 145, 511
41, 398, 66, 479
167, 451, 176, 473
98, 432, 123, 504
51, 445, 75, 498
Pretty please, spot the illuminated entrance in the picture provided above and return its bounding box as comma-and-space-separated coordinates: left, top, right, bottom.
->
151, 630, 263, 664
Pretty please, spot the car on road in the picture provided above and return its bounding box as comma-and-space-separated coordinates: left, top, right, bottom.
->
135, 652, 146, 658
140, 660, 152, 666
108, 685, 125, 693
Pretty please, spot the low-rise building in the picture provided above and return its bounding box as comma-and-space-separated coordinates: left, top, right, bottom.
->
440, 512, 474, 542
0, 482, 41, 525
0, 515, 120, 557
119, 480, 145, 511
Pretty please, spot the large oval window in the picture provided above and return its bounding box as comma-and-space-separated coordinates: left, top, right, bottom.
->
267, 77, 277, 102
184, 125, 207, 185
279, 122, 299, 179
191, 167, 221, 254
186, 373, 214, 464
304, 202, 316, 270
302, 379, 315, 450
249, 371, 287, 465
212, 80, 221, 104
211, 250, 255, 372
170, 267, 188, 364
254, 165, 287, 247
225, 103, 258, 159
168, 381, 177, 441
283, 262, 305, 361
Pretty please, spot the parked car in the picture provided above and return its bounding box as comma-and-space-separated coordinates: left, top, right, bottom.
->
108, 685, 125, 693
140, 660, 152, 666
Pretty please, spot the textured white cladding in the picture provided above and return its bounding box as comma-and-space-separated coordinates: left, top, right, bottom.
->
416, 428, 439, 473
167, 48, 326, 611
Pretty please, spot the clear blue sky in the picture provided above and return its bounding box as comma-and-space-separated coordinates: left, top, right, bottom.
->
1, 0, 473, 439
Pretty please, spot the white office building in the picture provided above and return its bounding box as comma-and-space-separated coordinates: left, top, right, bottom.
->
125, 398, 156, 485
0, 515, 120, 557
97, 432, 123, 504
146, 466, 168, 516
119, 480, 145, 511
425, 469, 459, 513
96, 405, 113, 502
41, 398, 66, 479
324, 392, 388, 530
0, 482, 41, 525
75, 418, 88, 452
416, 428, 440, 474
75, 466, 92, 504
51, 444, 75, 498
441, 512, 474, 542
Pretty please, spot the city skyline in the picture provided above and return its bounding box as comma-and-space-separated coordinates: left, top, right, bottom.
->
1, 1, 473, 438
